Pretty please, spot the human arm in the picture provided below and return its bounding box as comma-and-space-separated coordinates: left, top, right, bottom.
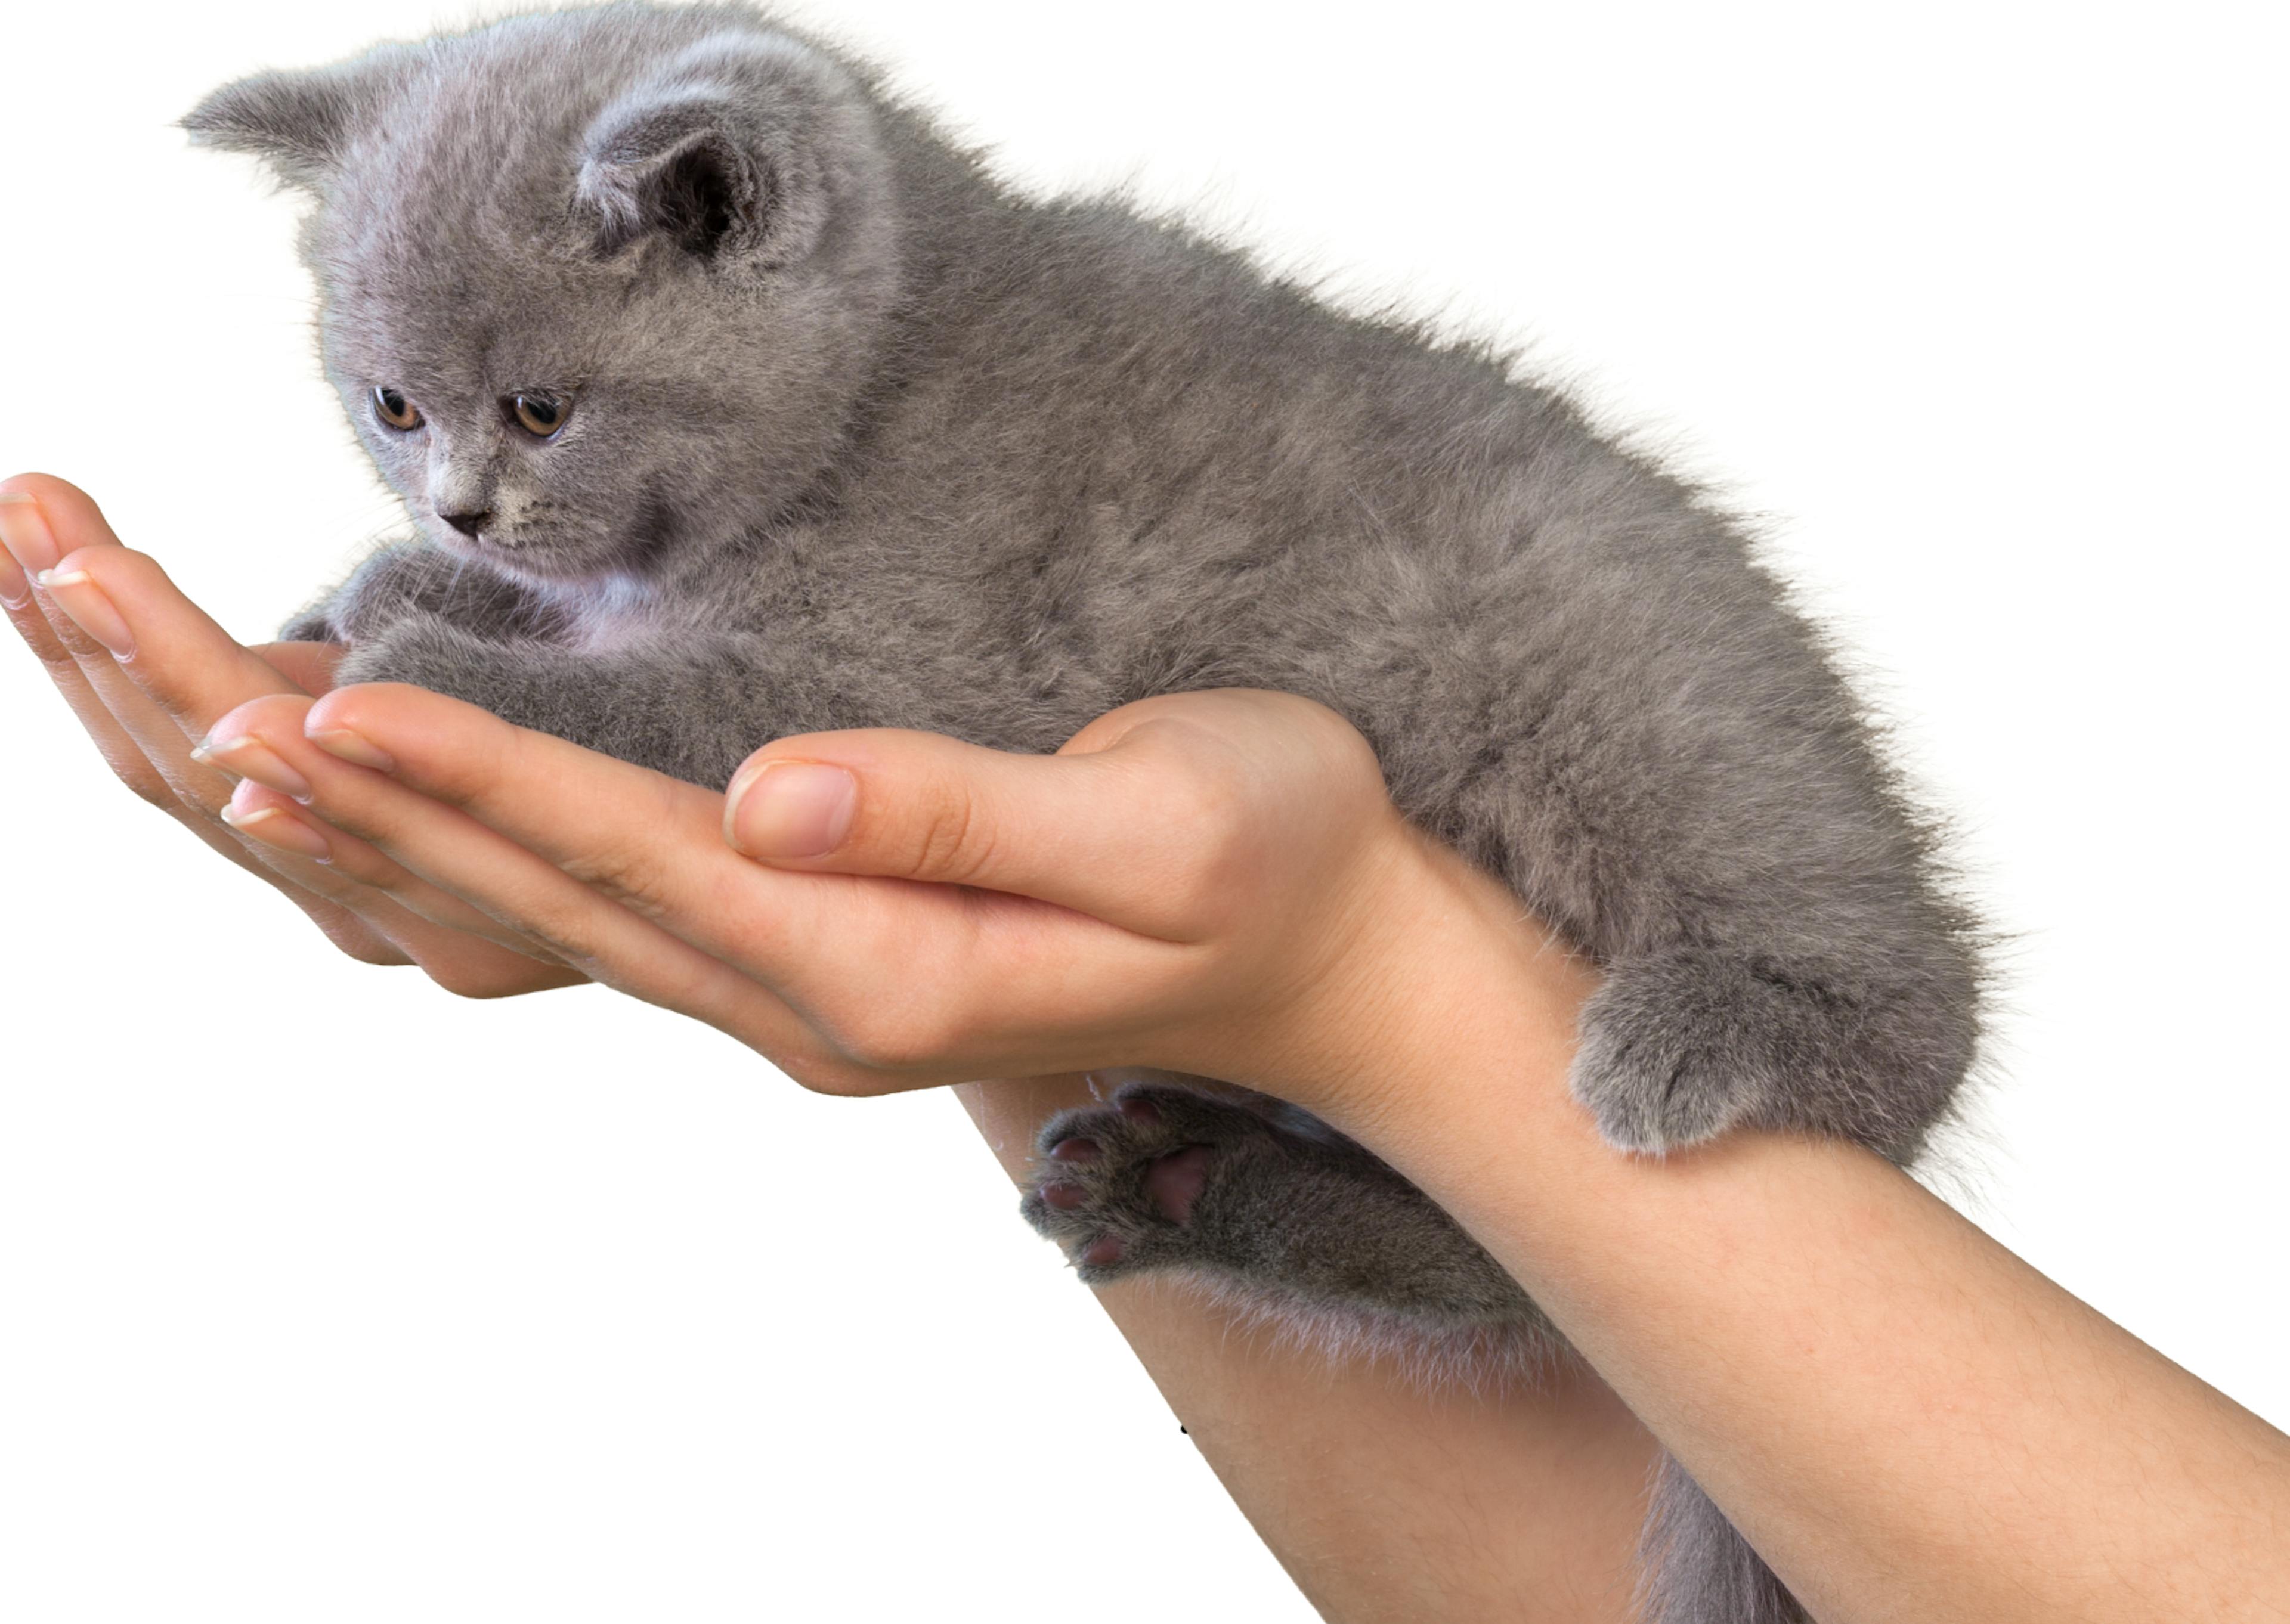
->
1321, 924, 2290, 1623
191, 615, 2290, 1622
245, 678, 2288, 1623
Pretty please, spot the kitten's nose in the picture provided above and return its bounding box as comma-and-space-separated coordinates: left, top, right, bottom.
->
439, 508, 491, 539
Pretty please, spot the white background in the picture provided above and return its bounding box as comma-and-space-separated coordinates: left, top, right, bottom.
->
1, 2, 2283, 1619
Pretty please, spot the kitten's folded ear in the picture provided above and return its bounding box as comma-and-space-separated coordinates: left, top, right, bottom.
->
181, 49, 413, 190
574, 36, 875, 271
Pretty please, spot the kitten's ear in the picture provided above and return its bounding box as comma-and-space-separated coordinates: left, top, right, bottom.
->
574, 38, 866, 269
577, 98, 790, 262
182, 52, 408, 190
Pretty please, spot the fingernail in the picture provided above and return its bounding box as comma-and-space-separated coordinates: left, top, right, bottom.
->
724, 761, 858, 860
0, 491, 59, 578
34, 569, 137, 660
190, 735, 315, 801
221, 802, 334, 861
305, 727, 395, 773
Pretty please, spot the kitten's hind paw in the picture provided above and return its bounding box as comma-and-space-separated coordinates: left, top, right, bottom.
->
1019, 1080, 1276, 1283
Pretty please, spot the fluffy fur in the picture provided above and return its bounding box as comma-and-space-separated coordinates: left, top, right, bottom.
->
187, 7, 1988, 1618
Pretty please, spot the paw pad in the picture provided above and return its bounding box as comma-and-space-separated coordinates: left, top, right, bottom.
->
1019, 1080, 1271, 1282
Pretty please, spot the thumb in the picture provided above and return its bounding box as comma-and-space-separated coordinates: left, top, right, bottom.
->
722, 726, 1207, 934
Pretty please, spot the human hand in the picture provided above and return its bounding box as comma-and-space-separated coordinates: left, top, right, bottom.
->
185, 674, 1506, 1110
0, 474, 586, 999
5, 472, 1583, 1115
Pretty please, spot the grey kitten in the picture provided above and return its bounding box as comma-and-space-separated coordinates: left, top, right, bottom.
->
187, 5, 1986, 1619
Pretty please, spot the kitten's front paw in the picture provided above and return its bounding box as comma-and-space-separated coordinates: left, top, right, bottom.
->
1020, 1080, 1277, 1283
1570, 952, 1790, 1154
321, 543, 472, 643
277, 603, 344, 643
286, 541, 548, 647
331, 612, 503, 704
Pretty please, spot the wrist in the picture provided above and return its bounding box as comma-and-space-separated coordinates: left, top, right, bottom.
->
1233, 814, 1602, 1135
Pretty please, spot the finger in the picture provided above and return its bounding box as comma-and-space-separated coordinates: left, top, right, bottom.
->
0, 478, 534, 981
1, 476, 137, 681
0, 494, 245, 817
7, 577, 410, 963
290, 683, 1193, 1077
216, 774, 596, 984
0, 478, 417, 966
221, 777, 573, 963
5, 480, 323, 785
8, 526, 330, 871
5, 571, 191, 813
265, 698, 1041, 1086
8, 495, 654, 1003
207, 692, 814, 1046
290, 681, 976, 1001
717, 720, 1252, 939
218, 788, 581, 991
0, 473, 116, 584
305, 680, 1217, 937
0, 498, 36, 610
42, 542, 310, 739
1, 481, 164, 782
221, 798, 586, 991
301, 681, 784, 931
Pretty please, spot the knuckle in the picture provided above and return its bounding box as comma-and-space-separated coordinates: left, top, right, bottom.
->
615, 950, 721, 1016
781, 1059, 876, 1098
344, 860, 409, 899
297, 907, 414, 966
561, 782, 686, 918
1146, 778, 1256, 927
120, 773, 178, 813
419, 954, 536, 1000
10, 600, 73, 665
27, 633, 78, 675
98, 746, 179, 811
825, 997, 965, 1074
30, 623, 89, 671
335, 934, 413, 968
906, 779, 992, 885
1170, 773, 1250, 845
63, 545, 143, 591
509, 913, 607, 975
425, 967, 498, 999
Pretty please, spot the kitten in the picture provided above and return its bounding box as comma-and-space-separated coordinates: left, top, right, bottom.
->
187, 6, 1986, 1619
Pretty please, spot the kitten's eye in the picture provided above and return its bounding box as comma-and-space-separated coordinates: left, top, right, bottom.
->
370, 386, 423, 432
509, 392, 571, 438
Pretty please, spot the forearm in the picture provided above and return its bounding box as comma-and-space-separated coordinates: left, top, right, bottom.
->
1317, 845, 2290, 1624
954, 1074, 1657, 1624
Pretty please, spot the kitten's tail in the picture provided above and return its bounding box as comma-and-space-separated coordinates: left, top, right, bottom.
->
1641, 1452, 1809, 1624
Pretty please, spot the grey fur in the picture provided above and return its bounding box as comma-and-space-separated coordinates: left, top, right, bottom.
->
189, 6, 1991, 1618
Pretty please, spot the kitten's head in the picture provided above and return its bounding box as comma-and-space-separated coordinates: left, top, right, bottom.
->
185, 5, 904, 586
